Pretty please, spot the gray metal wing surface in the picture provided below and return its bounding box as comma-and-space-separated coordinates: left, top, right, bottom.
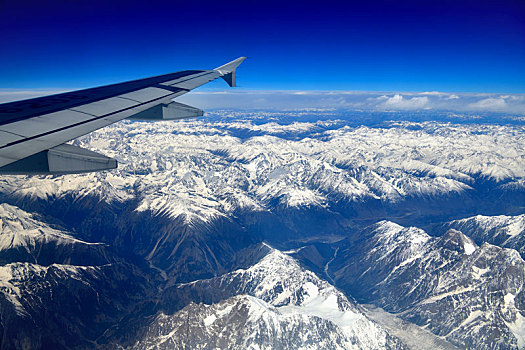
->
0, 57, 246, 175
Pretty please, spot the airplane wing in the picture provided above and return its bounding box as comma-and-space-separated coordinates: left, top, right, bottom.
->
0, 57, 246, 175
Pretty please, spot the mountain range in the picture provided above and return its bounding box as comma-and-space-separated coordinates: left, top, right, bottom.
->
0, 110, 523, 349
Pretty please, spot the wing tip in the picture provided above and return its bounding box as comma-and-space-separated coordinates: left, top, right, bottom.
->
214, 57, 247, 74
215, 57, 246, 87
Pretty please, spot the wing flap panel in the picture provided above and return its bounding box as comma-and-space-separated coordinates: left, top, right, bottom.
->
127, 101, 203, 120
0, 91, 182, 166
0, 144, 117, 175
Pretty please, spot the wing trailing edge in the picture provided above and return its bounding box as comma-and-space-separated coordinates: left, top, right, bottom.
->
0, 144, 117, 175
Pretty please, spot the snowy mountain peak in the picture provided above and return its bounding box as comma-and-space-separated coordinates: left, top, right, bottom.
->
367, 221, 430, 262
440, 229, 477, 255
0, 203, 48, 233
168, 244, 406, 349
0, 203, 104, 255
439, 214, 525, 258
217, 244, 355, 311
133, 294, 402, 350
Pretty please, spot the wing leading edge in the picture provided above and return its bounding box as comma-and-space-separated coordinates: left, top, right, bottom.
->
0, 57, 246, 175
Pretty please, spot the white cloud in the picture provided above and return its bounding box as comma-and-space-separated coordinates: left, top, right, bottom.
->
468, 98, 507, 111
179, 91, 524, 113
506, 95, 525, 101
421, 91, 444, 95
382, 94, 429, 109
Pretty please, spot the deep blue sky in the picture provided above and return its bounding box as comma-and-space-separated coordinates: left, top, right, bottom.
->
1, 0, 524, 93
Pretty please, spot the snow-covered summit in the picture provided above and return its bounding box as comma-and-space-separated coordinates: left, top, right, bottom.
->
0, 203, 100, 249
167, 244, 403, 349
133, 293, 405, 350
441, 214, 525, 258
0, 203, 113, 269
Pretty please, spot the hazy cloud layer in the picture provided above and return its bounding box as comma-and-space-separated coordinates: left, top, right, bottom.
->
180, 91, 525, 114
0, 89, 523, 114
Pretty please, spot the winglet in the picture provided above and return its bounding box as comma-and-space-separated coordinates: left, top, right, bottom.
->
214, 57, 246, 87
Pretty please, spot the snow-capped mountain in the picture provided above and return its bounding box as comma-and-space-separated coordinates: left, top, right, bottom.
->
436, 214, 525, 258
132, 244, 405, 350
329, 221, 525, 350
0, 203, 115, 266
133, 295, 396, 350
0, 204, 156, 349
1, 113, 523, 225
